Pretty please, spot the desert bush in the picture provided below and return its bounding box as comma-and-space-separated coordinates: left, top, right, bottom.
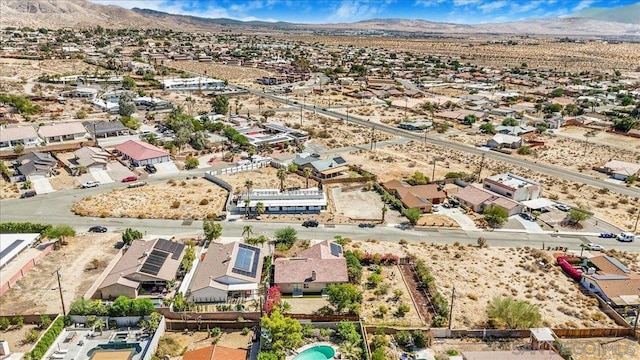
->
171, 201, 180, 209
199, 198, 209, 205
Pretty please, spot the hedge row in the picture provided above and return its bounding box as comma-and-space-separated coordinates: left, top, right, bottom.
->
29, 316, 65, 360
414, 260, 449, 326
0, 222, 52, 234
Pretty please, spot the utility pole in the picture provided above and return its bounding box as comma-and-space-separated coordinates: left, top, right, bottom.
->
54, 268, 66, 314
448, 285, 455, 330
477, 153, 486, 182
633, 208, 639, 233
370, 125, 375, 151
346, 105, 349, 124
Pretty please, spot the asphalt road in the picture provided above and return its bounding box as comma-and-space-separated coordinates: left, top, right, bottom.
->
247, 87, 640, 198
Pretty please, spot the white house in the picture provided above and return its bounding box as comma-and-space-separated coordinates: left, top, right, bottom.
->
0, 126, 41, 149
486, 133, 522, 149
160, 77, 226, 91
187, 241, 263, 303
235, 188, 327, 214
483, 173, 542, 202
38, 122, 87, 144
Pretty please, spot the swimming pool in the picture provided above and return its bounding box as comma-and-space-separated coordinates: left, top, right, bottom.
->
293, 345, 335, 360
86, 343, 142, 357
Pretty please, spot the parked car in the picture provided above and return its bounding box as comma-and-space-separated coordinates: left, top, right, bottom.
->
81, 181, 100, 188
555, 204, 571, 212
311, 153, 321, 158
88, 225, 108, 233
519, 213, 535, 221
585, 243, 604, 251
599, 233, 615, 238
358, 223, 375, 228
145, 164, 157, 174
302, 220, 319, 228
121, 176, 138, 183
617, 232, 636, 242
432, 205, 439, 213
20, 190, 37, 198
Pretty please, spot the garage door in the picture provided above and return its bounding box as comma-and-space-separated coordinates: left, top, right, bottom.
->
90, 168, 115, 184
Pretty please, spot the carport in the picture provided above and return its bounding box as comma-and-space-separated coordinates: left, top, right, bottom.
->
521, 198, 556, 212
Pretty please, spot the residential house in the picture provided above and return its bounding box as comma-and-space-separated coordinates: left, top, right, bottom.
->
0, 126, 41, 149
160, 77, 225, 91
601, 160, 640, 181
235, 188, 327, 214
15, 152, 58, 178
486, 134, 522, 149
115, 140, 171, 167
454, 184, 522, 216
182, 345, 247, 360
293, 153, 349, 179
59, 87, 99, 99
38, 122, 87, 144
580, 255, 640, 307
483, 173, 542, 201
382, 180, 447, 213
73, 146, 110, 170
97, 238, 185, 299
273, 240, 348, 296
84, 120, 132, 139
187, 241, 263, 303
495, 125, 537, 137
397, 119, 433, 131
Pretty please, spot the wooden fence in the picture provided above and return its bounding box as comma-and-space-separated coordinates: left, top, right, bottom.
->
165, 319, 259, 331
156, 307, 261, 321
288, 314, 360, 322
553, 328, 635, 338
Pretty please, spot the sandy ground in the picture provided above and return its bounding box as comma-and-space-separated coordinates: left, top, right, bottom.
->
563, 337, 640, 360
1, 178, 20, 199
159, 330, 253, 356
169, 61, 274, 83
0, 58, 101, 83
0, 233, 121, 315
218, 166, 315, 195
0, 324, 43, 353
351, 240, 627, 329
71, 177, 227, 220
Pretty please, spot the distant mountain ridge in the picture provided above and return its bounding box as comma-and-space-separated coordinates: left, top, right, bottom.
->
1, 0, 639, 37
574, 3, 640, 25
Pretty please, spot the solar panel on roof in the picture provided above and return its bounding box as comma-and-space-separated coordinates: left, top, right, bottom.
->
154, 239, 185, 260
330, 243, 343, 257
231, 244, 260, 278
334, 157, 346, 165
139, 249, 169, 276
0, 239, 25, 261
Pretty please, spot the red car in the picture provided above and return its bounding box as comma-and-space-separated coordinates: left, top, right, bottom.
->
122, 176, 138, 183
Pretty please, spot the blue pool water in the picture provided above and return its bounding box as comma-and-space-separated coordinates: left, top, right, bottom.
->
86, 343, 142, 357
293, 345, 335, 360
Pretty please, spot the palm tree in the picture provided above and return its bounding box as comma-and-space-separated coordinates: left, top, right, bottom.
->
339, 341, 363, 360
255, 202, 265, 217
244, 198, 250, 217
381, 205, 388, 224
276, 167, 287, 192
93, 318, 105, 336
242, 225, 253, 240
303, 167, 313, 188
244, 180, 253, 216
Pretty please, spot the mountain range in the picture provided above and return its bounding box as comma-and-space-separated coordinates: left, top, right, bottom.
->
1, 0, 639, 37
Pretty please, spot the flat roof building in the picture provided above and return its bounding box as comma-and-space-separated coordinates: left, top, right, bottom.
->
235, 187, 327, 214
483, 173, 542, 202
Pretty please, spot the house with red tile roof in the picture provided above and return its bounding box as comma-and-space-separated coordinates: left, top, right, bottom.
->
273, 240, 348, 296
182, 345, 247, 360
381, 180, 447, 213
114, 140, 170, 167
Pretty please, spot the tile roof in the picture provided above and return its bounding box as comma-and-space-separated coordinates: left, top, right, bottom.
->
0, 125, 38, 142
382, 181, 446, 209
454, 185, 495, 206
188, 242, 262, 293
38, 122, 87, 138
182, 345, 247, 360
274, 240, 348, 284
115, 140, 169, 161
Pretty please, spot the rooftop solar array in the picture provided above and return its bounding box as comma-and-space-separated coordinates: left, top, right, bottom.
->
154, 239, 185, 260
330, 242, 343, 257
334, 157, 347, 165
139, 249, 169, 276
232, 244, 260, 278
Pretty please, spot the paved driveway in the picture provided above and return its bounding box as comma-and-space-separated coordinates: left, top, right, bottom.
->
438, 207, 479, 231
153, 161, 179, 176
89, 168, 115, 184
511, 215, 544, 233
31, 177, 55, 194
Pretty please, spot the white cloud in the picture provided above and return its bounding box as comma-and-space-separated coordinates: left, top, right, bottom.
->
415, 0, 447, 7
329, 0, 381, 21
511, 2, 541, 13
479, 0, 508, 12
453, 0, 483, 6
573, 0, 596, 12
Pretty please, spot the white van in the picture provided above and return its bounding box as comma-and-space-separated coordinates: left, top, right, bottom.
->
617, 232, 636, 242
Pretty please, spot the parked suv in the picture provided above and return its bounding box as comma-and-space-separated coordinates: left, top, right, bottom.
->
81, 181, 100, 188
145, 164, 157, 174
617, 232, 636, 242
20, 190, 37, 198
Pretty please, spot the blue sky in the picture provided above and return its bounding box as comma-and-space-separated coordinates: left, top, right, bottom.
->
89, 0, 639, 24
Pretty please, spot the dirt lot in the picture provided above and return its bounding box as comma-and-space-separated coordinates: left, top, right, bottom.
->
0, 58, 101, 84
1, 178, 20, 199
331, 186, 388, 220
0, 233, 120, 315
563, 337, 640, 360
352, 240, 625, 329
71, 177, 227, 220
0, 324, 43, 353
218, 166, 316, 195
158, 329, 253, 356
170, 61, 274, 84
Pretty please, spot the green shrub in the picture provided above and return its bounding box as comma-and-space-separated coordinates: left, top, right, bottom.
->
0, 222, 51, 234
394, 330, 412, 347
0, 318, 10, 330
28, 317, 65, 360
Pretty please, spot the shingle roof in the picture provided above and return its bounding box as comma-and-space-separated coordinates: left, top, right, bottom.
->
182, 345, 247, 360
16, 152, 57, 176
454, 185, 495, 206
115, 140, 169, 161
83, 120, 129, 135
